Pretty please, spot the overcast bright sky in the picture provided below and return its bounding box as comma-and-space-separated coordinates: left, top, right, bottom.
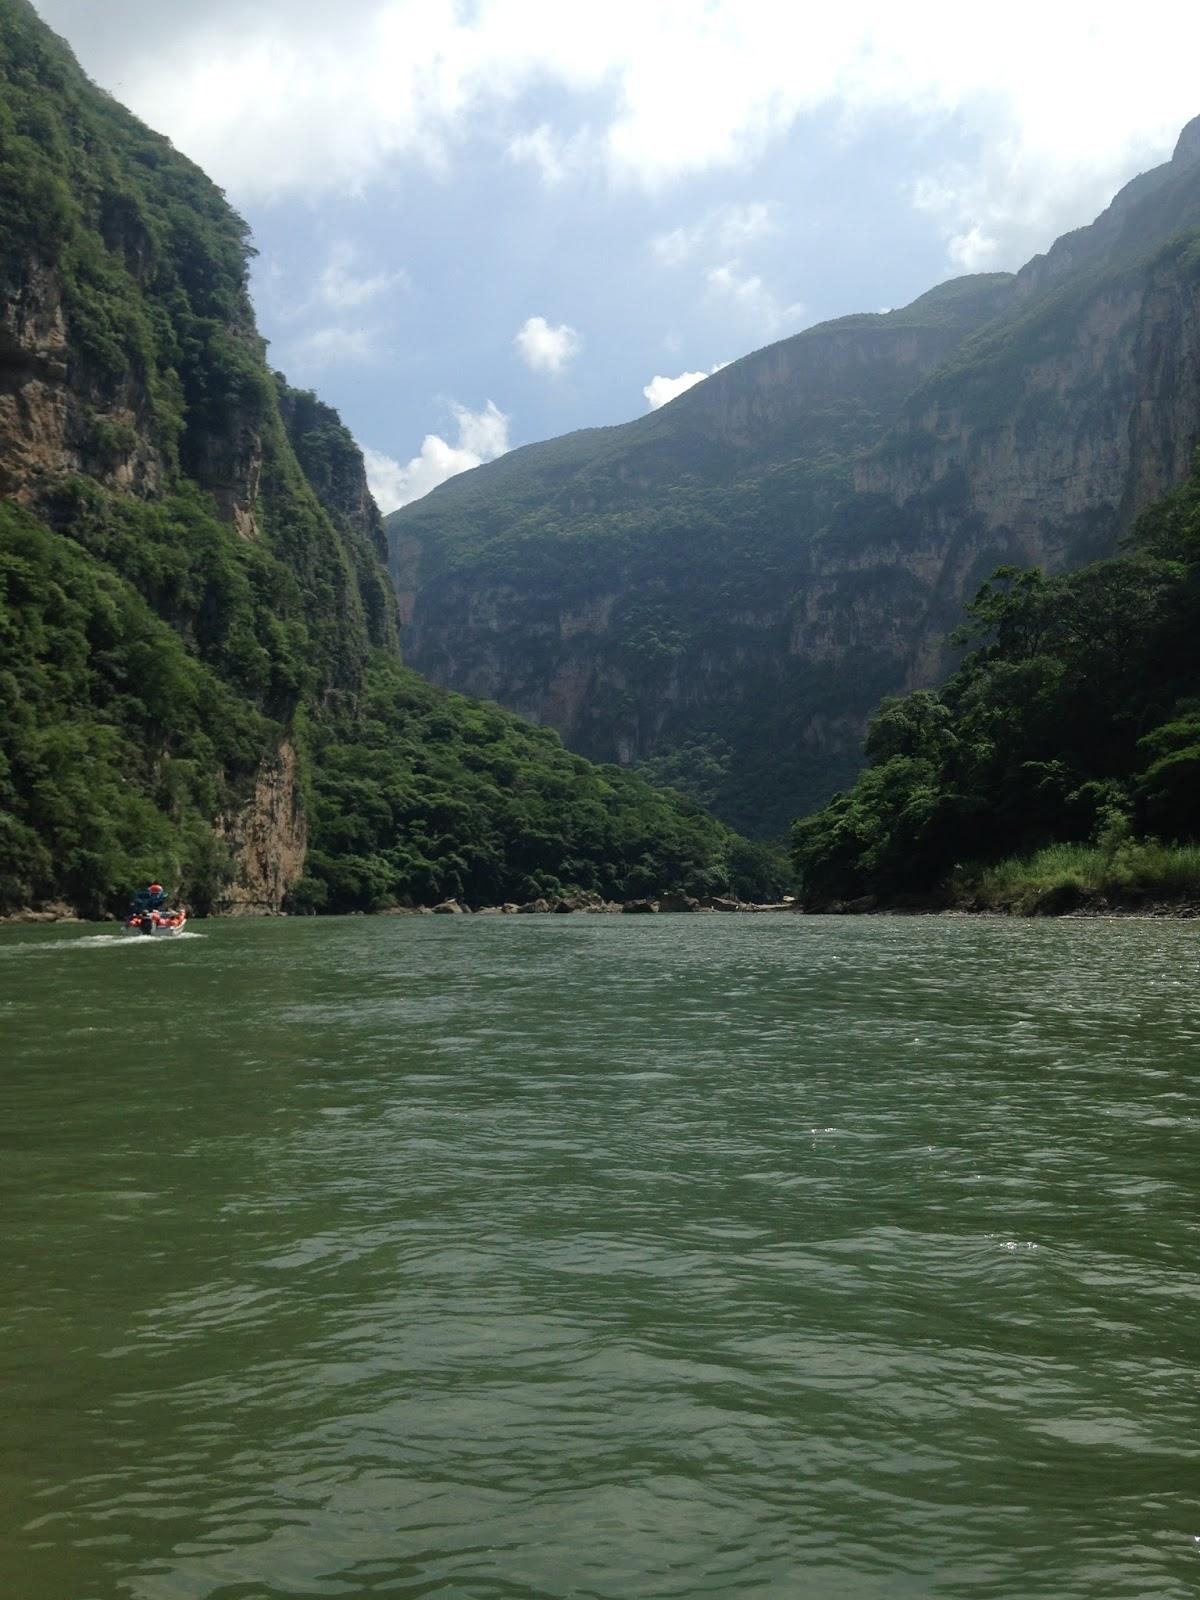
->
32, 1, 1200, 510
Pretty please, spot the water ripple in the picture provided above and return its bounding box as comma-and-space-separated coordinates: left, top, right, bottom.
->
2, 914, 1199, 1598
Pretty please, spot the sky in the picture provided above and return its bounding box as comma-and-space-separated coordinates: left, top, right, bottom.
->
32, 0, 1200, 511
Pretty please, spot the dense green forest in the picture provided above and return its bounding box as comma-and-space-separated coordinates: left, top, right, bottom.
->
791, 454, 1200, 909
300, 659, 782, 913
0, 468, 763, 913
0, 0, 775, 917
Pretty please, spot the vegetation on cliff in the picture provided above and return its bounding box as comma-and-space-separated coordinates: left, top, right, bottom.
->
791, 455, 1200, 909
0, 0, 260, 476
0, 465, 767, 913
0, 0, 768, 917
0, 497, 268, 914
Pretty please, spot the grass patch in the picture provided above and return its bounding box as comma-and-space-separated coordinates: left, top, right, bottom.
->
972, 840, 1200, 913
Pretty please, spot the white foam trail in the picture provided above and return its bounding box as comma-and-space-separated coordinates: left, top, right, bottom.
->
0, 930, 205, 956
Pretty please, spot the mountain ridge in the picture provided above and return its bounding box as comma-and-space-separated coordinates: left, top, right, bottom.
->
388, 122, 1200, 836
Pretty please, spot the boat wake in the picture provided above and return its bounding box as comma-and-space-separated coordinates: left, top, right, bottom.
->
91, 930, 205, 947
0, 930, 205, 957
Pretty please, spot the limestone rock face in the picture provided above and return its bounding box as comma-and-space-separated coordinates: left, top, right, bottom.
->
277, 380, 400, 653
1174, 115, 1200, 168
215, 743, 308, 915
0, 258, 167, 504
182, 371, 263, 541
0, 260, 72, 496
0, 255, 270, 535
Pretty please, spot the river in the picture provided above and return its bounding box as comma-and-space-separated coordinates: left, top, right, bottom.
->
1, 914, 1198, 1598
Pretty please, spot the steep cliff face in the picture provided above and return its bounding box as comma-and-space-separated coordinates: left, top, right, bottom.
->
0, 0, 390, 912
1, 0, 758, 919
0, 254, 168, 503
215, 741, 307, 915
276, 379, 399, 656
388, 125, 1200, 836
841, 263, 1200, 687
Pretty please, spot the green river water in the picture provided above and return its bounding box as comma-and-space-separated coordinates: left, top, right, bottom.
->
1, 913, 1198, 1599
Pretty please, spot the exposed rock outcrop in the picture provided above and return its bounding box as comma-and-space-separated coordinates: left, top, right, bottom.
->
0, 258, 166, 504
214, 743, 307, 915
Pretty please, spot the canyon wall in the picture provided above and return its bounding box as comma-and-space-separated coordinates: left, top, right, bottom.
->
389, 121, 1200, 835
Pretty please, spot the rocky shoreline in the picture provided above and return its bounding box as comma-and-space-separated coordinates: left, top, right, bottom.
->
389, 891, 799, 916
0, 902, 85, 924
9, 889, 1200, 923
0, 893, 800, 923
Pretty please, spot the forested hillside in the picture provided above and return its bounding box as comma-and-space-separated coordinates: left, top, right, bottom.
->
792, 448, 1200, 909
0, 0, 765, 917
388, 118, 1200, 836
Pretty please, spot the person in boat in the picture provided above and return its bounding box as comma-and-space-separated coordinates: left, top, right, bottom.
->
130, 883, 166, 913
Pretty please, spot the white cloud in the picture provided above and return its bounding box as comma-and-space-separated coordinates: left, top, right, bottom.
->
364, 400, 510, 512
706, 263, 805, 335
288, 324, 378, 370
33, 1, 1200, 267
650, 206, 791, 339
318, 240, 406, 309
515, 315, 583, 375
644, 370, 709, 408
947, 225, 1000, 273
507, 122, 595, 185
260, 242, 405, 374
453, 398, 510, 460
508, 123, 568, 185
651, 202, 776, 267
642, 362, 728, 409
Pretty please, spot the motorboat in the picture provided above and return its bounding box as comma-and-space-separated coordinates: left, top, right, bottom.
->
122, 883, 187, 936
121, 908, 188, 937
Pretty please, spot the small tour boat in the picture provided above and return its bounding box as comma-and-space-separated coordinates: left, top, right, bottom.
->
121, 883, 188, 937
121, 909, 188, 937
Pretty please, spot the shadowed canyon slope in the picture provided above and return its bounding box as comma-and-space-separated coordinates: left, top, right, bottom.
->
388, 118, 1200, 836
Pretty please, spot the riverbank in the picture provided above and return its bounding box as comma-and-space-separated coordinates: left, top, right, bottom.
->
383, 892, 799, 916
0, 893, 799, 923
14, 840, 1200, 921
806, 839, 1200, 918
0, 903, 84, 924
811, 892, 1200, 918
